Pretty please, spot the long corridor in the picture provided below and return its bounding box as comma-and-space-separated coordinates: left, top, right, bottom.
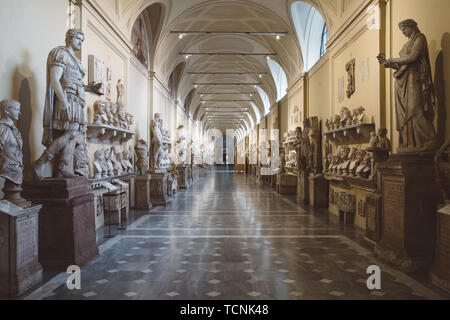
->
25, 171, 444, 300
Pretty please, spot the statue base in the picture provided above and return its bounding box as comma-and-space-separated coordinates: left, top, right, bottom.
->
430, 205, 450, 293
199, 166, 209, 177
375, 153, 438, 272
3, 181, 31, 209
0, 201, 43, 298
297, 170, 310, 205
277, 174, 297, 195
309, 174, 328, 208
149, 171, 169, 206
177, 166, 190, 189
23, 177, 99, 271
135, 175, 152, 210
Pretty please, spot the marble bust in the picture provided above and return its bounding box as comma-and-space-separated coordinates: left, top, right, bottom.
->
93, 149, 109, 179
93, 100, 108, 125
122, 149, 134, 173
0, 99, 24, 186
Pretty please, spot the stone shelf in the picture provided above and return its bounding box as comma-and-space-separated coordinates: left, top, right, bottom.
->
324, 172, 377, 192
87, 124, 134, 144
324, 123, 375, 145
89, 172, 137, 184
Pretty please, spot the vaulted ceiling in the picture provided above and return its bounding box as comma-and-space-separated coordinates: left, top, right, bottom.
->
114, 0, 358, 136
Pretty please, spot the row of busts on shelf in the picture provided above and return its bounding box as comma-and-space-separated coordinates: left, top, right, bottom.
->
93, 147, 134, 179
325, 106, 366, 131
93, 100, 134, 131
282, 131, 297, 144
325, 146, 372, 179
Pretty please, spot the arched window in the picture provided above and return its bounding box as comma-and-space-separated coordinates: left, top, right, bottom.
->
266, 58, 288, 102
291, 1, 328, 72
250, 102, 262, 124
320, 24, 328, 57
255, 87, 271, 116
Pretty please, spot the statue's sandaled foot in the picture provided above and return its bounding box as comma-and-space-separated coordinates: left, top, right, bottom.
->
33, 162, 46, 181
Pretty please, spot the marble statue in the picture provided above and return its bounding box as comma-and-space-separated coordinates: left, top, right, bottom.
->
151, 113, 164, 170
292, 127, 303, 170
93, 100, 108, 125
34, 29, 102, 180
93, 149, 109, 179
356, 152, 372, 178
308, 128, 320, 174
117, 79, 125, 107
135, 139, 149, 175
378, 19, 438, 153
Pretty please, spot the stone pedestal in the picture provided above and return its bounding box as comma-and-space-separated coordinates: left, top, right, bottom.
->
0, 201, 43, 298
135, 175, 152, 210
178, 166, 190, 189
298, 171, 310, 205
365, 194, 382, 243
309, 174, 328, 208
430, 205, 450, 293
23, 177, 99, 271
199, 167, 207, 177
188, 166, 193, 183
375, 153, 438, 272
149, 171, 169, 206
277, 174, 297, 195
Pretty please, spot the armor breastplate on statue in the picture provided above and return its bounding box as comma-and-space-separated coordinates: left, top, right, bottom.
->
0, 124, 24, 184
61, 70, 86, 105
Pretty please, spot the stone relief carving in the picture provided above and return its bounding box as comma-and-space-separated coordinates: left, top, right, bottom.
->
336, 192, 356, 214
346, 58, 355, 99
378, 19, 438, 153
150, 113, 171, 171
34, 29, 102, 180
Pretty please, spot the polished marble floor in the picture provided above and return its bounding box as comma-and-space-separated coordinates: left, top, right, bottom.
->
24, 170, 447, 300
